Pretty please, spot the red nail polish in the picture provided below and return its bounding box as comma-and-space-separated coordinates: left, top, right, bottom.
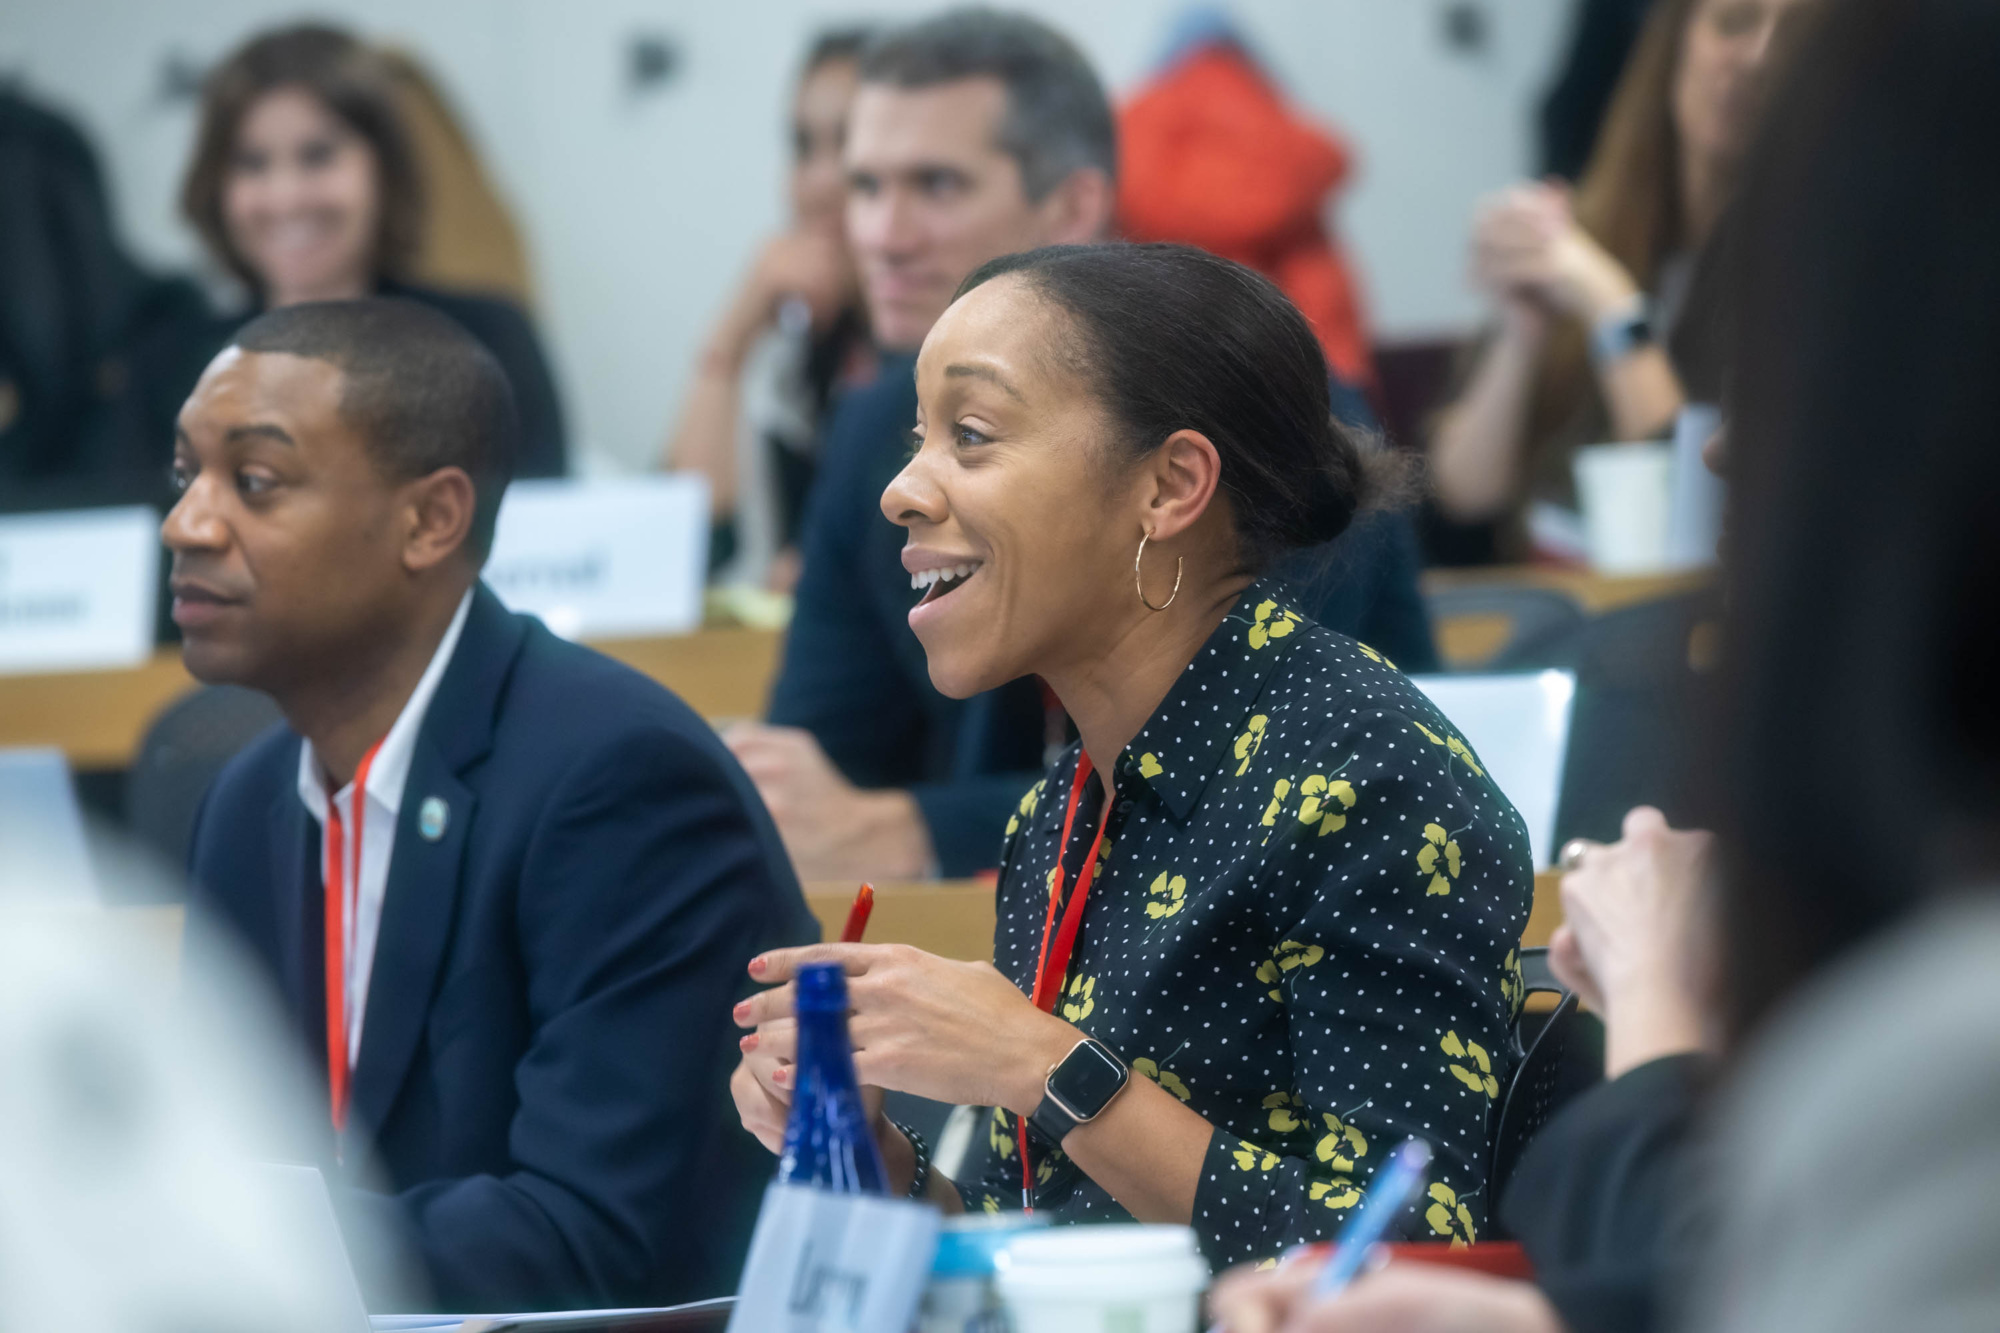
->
748, 956, 767, 976
740, 1032, 758, 1051
772, 1067, 787, 1085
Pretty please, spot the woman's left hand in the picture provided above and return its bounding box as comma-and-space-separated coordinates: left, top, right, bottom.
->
1208, 1260, 1565, 1333
734, 943, 1078, 1115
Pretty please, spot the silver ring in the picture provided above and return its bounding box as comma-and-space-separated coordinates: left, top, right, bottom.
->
1558, 838, 1597, 872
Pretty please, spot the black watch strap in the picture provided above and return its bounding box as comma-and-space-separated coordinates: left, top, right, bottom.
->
1029, 1037, 1130, 1143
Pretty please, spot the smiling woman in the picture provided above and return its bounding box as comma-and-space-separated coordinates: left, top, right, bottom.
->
175, 24, 569, 479
732, 243, 1535, 1266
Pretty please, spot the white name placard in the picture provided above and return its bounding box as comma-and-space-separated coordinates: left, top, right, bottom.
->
484, 476, 709, 641
728, 1183, 941, 1333
0, 507, 160, 675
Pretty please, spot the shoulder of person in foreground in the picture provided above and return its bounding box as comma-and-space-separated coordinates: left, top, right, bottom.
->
1692, 895, 2000, 1333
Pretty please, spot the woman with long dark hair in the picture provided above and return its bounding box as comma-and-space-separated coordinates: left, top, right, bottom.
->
730, 242, 1535, 1264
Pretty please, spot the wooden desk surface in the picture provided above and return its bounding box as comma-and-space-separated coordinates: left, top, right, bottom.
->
119, 871, 1557, 998
0, 625, 783, 770
1423, 564, 1715, 615
5, 565, 1710, 771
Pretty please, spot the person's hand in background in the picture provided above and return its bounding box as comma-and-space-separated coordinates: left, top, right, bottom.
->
1551, 806, 1719, 1078
1208, 1258, 1565, 1333
1470, 182, 1643, 329
724, 724, 934, 881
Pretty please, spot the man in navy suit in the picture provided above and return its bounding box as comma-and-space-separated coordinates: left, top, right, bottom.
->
166, 298, 815, 1311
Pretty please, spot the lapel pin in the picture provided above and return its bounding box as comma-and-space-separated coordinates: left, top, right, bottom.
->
418, 796, 449, 842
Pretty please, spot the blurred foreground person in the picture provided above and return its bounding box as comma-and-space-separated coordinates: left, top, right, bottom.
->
0, 889, 400, 1331
663, 27, 877, 589
1210, 0, 2000, 1327
181, 24, 568, 476
1428, 0, 1811, 549
167, 299, 814, 1310
736, 8, 1435, 884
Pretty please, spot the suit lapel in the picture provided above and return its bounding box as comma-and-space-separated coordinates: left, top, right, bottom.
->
269, 748, 322, 1054
347, 746, 474, 1141
343, 584, 524, 1144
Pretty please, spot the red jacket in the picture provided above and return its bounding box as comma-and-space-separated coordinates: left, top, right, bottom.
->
1117, 44, 1377, 390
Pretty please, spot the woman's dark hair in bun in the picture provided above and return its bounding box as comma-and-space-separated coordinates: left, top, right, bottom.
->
954, 242, 1405, 572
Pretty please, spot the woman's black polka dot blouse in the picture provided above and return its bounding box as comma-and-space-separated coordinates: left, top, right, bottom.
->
952, 578, 1534, 1267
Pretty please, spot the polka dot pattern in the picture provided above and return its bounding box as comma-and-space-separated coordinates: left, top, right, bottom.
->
953, 580, 1534, 1267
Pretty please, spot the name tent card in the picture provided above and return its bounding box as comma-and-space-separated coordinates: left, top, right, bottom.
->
484, 477, 709, 640
0, 507, 160, 675
727, 1184, 940, 1333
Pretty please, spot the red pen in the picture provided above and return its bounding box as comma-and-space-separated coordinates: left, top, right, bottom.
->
840, 882, 875, 943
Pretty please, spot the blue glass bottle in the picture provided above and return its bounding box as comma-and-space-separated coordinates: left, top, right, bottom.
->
776, 962, 889, 1194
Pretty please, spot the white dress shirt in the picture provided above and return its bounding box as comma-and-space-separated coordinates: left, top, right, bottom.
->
297, 589, 472, 1072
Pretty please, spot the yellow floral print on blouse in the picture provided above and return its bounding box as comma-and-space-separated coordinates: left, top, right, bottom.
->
1314, 1112, 1369, 1174
1232, 715, 1269, 776
1418, 822, 1463, 895
1061, 974, 1096, 1022
1410, 719, 1487, 779
966, 576, 1535, 1267
1005, 779, 1045, 837
1442, 1030, 1500, 1098
1247, 599, 1303, 650
1263, 1091, 1306, 1133
1355, 642, 1397, 669
1146, 871, 1187, 919
1133, 1057, 1191, 1102
1426, 1182, 1477, 1246
1500, 948, 1526, 1020
1233, 1141, 1282, 1172
1255, 940, 1326, 1001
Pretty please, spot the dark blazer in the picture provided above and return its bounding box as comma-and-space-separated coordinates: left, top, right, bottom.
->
189, 584, 816, 1311
768, 353, 1439, 877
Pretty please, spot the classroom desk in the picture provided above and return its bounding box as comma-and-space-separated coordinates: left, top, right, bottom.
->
123, 872, 1559, 984
1, 567, 1710, 771
0, 625, 784, 770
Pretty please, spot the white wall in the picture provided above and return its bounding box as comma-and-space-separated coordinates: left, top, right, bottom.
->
0, 0, 1571, 470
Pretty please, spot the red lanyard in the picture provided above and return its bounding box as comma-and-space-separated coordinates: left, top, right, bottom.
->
323, 739, 385, 1137
1019, 750, 1111, 1210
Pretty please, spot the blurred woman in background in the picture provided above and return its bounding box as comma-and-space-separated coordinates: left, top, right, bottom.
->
180, 24, 568, 477
663, 28, 877, 591
1426, 0, 1810, 554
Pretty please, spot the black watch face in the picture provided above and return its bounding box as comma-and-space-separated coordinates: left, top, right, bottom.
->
1051, 1040, 1128, 1119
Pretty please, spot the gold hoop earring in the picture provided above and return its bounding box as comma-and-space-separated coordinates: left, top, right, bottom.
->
1135, 531, 1183, 612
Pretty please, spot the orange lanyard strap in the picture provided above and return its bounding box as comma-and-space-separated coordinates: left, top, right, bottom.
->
323, 738, 385, 1137
1019, 751, 1111, 1210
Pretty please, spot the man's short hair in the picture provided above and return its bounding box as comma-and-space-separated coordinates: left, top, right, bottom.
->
234, 299, 518, 563
859, 8, 1116, 200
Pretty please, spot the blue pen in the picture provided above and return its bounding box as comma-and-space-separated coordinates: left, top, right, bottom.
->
1308, 1137, 1434, 1298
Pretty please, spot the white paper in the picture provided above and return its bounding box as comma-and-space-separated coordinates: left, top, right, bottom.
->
727, 1183, 940, 1333
0, 506, 159, 674
1411, 671, 1577, 869
484, 477, 709, 641
1663, 403, 1725, 570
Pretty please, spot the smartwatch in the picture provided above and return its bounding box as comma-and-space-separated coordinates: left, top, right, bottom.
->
1589, 297, 1656, 366
1029, 1037, 1131, 1143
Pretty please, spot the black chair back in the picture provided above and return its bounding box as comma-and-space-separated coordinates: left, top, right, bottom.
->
1487, 985, 1605, 1232
125, 684, 284, 877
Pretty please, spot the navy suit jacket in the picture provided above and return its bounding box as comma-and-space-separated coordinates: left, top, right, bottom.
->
190, 584, 816, 1311
769, 354, 1438, 877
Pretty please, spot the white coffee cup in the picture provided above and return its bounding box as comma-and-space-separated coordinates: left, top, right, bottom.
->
1573, 441, 1675, 574
996, 1224, 1209, 1333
